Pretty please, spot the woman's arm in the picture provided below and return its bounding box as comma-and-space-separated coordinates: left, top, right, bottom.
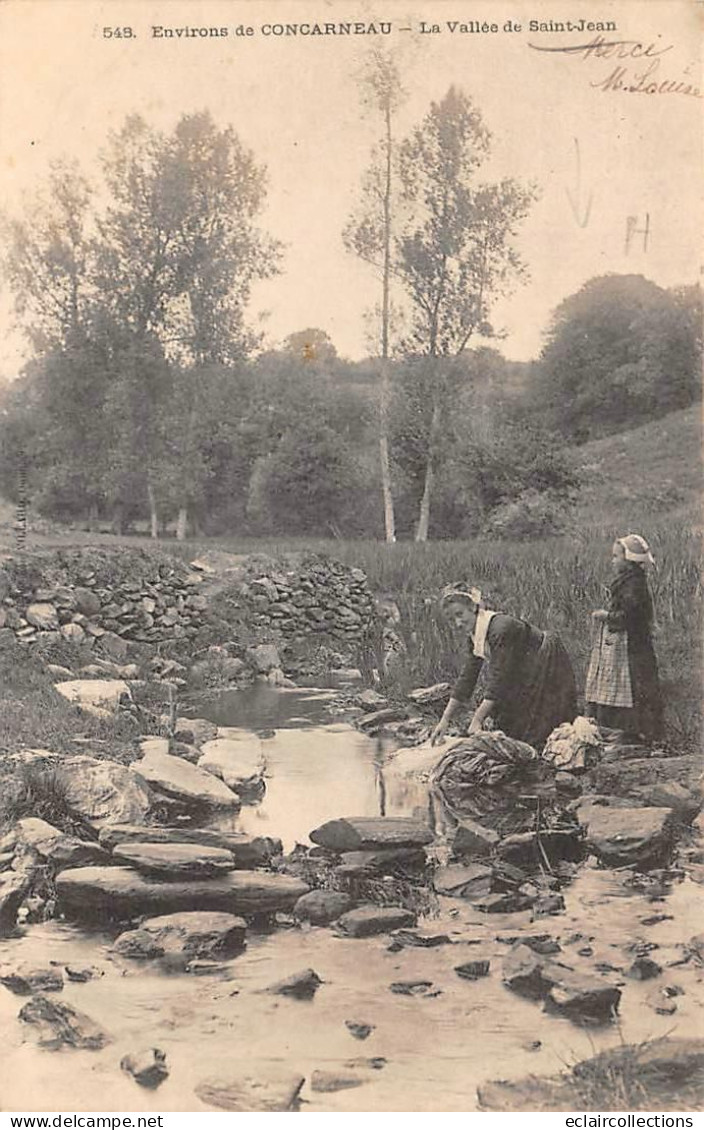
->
430, 653, 483, 745
468, 697, 496, 734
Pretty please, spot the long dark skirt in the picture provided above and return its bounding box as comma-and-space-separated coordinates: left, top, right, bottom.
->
493, 632, 577, 749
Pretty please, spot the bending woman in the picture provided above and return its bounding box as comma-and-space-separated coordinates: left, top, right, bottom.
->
430, 585, 577, 748
585, 533, 663, 744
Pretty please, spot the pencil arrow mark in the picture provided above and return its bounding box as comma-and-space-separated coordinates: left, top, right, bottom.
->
566, 137, 593, 229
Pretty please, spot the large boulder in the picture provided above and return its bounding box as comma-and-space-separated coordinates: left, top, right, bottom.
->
581, 805, 674, 868
114, 911, 246, 961
198, 739, 266, 798
310, 817, 433, 853
0, 872, 32, 932
54, 679, 131, 718
98, 824, 280, 868
112, 842, 236, 879
19, 994, 110, 1049
196, 1070, 305, 1112
59, 756, 154, 830
56, 866, 308, 920
137, 750, 241, 810
15, 818, 109, 870
453, 818, 500, 859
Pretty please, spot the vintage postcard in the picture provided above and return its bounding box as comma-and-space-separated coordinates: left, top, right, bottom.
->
0, 0, 701, 1117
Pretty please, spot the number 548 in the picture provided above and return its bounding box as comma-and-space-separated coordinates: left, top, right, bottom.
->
103, 26, 135, 38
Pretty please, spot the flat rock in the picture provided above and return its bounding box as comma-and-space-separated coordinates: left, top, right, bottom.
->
27, 602, 59, 630
336, 905, 416, 938
433, 863, 494, 898
196, 1071, 305, 1112
266, 968, 322, 1000
583, 806, 674, 868
121, 1048, 169, 1089
137, 750, 242, 810
336, 847, 426, 877
631, 781, 701, 822
357, 707, 410, 731
16, 818, 109, 870
0, 965, 64, 995
54, 679, 130, 717
498, 829, 583, 869
112, 842, 235, 879
310, 817, 432, 852
345, 1020, 374, 1040
311, 1069, 368, 1093
453, 818, 500, 858
198, 739, 266, 797
57, 867, 308, 920
19, 994, 110, 1049
293, 890, 352, 925
59, 756, 154, 830
98, 824, 280, 868
114, 911, 246, 961
391, 928, 452, 948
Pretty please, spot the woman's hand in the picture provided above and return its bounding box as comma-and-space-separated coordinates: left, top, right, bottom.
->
430, 720, 449, 746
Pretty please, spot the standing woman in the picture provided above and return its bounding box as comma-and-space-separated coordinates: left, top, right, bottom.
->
585, 533, 664, 744
430, 585, 577, 748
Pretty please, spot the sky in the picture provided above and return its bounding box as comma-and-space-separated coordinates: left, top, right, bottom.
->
0, 0, 700, 375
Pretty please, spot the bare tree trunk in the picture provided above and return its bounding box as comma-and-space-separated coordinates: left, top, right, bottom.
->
379, 99, 396, 543
415, 397, 441, 543
147, 483, 159, 540
176, 505, 188, 541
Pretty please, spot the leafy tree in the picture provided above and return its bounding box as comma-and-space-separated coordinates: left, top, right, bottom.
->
536, 275, 702, 441
1, 160, 94, 353
394, 87, 537, 539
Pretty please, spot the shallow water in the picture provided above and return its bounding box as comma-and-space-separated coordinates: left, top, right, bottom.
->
1, 687, 702, 1113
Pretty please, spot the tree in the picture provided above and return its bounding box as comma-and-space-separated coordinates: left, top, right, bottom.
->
1, 160, 94, 353
344, 49, 405, 543
536, 275, 702, 441
394, 87, 536, 539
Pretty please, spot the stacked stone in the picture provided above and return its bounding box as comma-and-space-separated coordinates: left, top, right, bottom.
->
0, 550, 206, 649
238, 556, 375, 647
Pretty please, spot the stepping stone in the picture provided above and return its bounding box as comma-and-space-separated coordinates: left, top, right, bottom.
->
196, 1071, 305, 1111
310, 817, 432, 852
98, 824, 281, 868
112, 842, 235, 879
114, 911, 246, 961
336, 905, 416, 938
56, 866, 308, 920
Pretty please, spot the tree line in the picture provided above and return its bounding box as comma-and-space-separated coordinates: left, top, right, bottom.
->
0, 55, 700, 542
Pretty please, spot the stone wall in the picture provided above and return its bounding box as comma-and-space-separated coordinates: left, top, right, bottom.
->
0, 547, 378, 673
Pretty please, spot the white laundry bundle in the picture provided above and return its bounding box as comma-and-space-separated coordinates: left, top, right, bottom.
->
542, 715, 602, 771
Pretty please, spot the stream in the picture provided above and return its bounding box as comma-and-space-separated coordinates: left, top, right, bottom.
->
1, 686, 702, 1113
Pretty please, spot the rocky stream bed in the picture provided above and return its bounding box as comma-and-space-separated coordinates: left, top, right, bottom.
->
0, 548, 702, 1112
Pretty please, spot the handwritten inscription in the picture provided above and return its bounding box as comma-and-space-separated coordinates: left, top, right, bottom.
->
529, 35, 701, 98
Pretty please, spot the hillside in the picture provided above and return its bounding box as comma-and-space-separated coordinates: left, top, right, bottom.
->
569, 405, 702, 528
